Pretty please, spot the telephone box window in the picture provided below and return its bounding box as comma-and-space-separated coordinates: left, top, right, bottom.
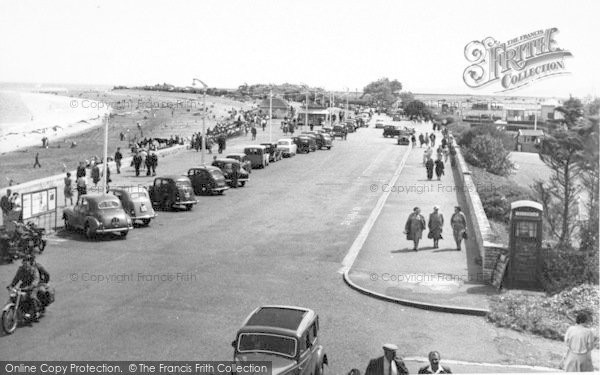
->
515, 221, 537, 238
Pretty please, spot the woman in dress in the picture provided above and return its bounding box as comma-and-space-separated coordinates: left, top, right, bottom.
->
64, 172, 73, 206
562, 311, 596, 372
450, 206, 467, 251
428, 206, 444, 249
405, 207, 426, 251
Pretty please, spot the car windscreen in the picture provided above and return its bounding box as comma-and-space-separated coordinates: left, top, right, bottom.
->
98, 200, 121, 209
130, 191, 148, 199
175, 180, 191, 188
246, 149, 259, 155
238, 333, 297, 358
210, 170, 224, 179
277, 141, 289, 145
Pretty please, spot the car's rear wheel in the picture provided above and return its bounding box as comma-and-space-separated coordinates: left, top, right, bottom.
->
185, 204, 193, 211
240, 181, 246, 187
120, 231, 128, 239
142, 219, 151, 226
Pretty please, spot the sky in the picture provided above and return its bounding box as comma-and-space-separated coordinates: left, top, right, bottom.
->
0, 0, 598, 98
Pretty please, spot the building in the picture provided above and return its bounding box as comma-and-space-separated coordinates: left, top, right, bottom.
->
296, 104, 329, 126
516, 129, 544, 153
258, 97, 290, 119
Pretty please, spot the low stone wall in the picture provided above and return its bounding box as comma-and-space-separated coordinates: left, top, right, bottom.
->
0, 144, 188, 229
452, 144, 507, 283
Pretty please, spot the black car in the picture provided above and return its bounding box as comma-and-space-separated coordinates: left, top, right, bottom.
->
383, 125, 402, 138
211, 158, 250, 188
187, 166, 230, 195
292, 136, 310, 154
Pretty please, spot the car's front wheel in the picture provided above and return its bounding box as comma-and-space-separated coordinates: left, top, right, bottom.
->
120, 231, 128, 239
142, 219, 151, 226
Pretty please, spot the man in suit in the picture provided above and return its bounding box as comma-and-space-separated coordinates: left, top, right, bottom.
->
418, 351, 451, 374
365, 344, 409, 375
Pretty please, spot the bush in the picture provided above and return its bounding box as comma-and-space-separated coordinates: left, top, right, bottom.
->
463, 134, 515, 176
458, 126, 516, 153
487, 284, 599, 341
477, 183, 534, 222
540, 247, 600, 294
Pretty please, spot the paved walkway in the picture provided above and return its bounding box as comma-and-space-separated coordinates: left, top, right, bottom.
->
345, 122, 497, 314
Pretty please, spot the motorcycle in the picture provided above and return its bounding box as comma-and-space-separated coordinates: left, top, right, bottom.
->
2, 287, 38, 334
24, 222, 47, 253
2, 284, 54, 334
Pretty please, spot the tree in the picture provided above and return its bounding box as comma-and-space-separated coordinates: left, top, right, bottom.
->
403, 100, 432, 119
536, 121, 586, 247
362, 78, 402, 107
398, 91, 414, 109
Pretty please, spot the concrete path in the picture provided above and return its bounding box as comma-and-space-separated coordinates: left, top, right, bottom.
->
345, 121, 497, 313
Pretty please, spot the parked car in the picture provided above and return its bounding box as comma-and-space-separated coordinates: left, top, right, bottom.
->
187, 166, 229, 195
332, 125, 346, 139
375, 119, 385, 129
344, 120, 356, 133
277, 138, 297, 157
261, 142, 283, 162
320, 133, 333, 150
291, 136, 310, 154
110, 186, 157, 226
232, 305, 328, 375
383, 125, 402, 138
321, 126, 333, 135
148, 175, 197, 210
63, 194, 133, 239
397, 135, 411, 145
211, 158, 249, 188
226, 153, 252, 174
300, 134, 317, 152
244, 145, 270, 169
302, 132, 324, 149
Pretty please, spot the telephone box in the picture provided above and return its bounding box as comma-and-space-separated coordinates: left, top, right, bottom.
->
507, 200, 543, 289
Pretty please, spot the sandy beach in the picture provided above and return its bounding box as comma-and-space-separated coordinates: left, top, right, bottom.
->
0, 91, 110, 153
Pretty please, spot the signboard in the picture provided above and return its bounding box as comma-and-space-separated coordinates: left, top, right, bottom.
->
514, 211, 540, 218
491, 254, 509, 290
21, 187, 57, 220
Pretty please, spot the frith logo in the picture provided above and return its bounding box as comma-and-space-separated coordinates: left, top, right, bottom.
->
463, 28, 573, 92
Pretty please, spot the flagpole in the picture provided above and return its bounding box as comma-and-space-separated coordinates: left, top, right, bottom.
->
102, 112, 109, 194
269, 89, 273, 142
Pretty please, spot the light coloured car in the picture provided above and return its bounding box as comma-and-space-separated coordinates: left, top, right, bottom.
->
63, 194, 133, 239
276, 138, 297, 157
111, 186, 157, 226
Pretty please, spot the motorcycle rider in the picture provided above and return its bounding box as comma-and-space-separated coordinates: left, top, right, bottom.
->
7, 254, 41, 319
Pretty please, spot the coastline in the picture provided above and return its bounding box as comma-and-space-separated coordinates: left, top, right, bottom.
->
0, 91, 110, 154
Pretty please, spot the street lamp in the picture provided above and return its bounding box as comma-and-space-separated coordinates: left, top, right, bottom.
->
269, 88, 273, 142
300, 83, 309, 129
192, 78, 208, 165
102, 111, 109, 194
345, 87, 349, 123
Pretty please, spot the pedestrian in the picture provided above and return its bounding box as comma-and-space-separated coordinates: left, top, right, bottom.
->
411, 134, 416, 145
449, 144, 457, 167
405, 207, 426, 251
145, 153, 153, 176
428, 206, 444, 249
140, 149, 147, 172
218, 135, 226, 154
419, 134, 425, 147
114, 147, 123, 174
206, 137, 213, 154
418, 351, 452, 374
64, 173, 74, 205
561, 311, 596, 372
76, 161, 86, 178
365, 344, 409, 375
91, 163, 101, 186
133, 152, 142, 177
149, 151, 158, 176
1, 189, 12, 224
261, 118, 266, 132
435, 158, 445, 180
443, 145, 449, 163
430, 133, 436, 147
450, 206, 467, 251
425, 157, 434, 180
76, 176, 87, 199
436, 146, 443, 160
424, 132, 430, 146
105, 165, 112, 190
33, 152, 41, 168
119, 132, 125, 141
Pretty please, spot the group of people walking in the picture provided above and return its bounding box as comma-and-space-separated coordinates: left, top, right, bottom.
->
354, 344, 451, 374
404, 206, 468, 251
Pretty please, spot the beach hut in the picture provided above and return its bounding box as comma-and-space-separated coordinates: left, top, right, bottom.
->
258, 97, 290, 119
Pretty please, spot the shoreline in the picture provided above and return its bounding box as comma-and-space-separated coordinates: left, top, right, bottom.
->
0, 91, 110, 154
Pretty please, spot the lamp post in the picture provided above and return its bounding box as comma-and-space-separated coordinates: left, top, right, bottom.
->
345, 87, 349, 123
102, 112, 109, 194
192, 78, 208, 165
269, 89, 273, 142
